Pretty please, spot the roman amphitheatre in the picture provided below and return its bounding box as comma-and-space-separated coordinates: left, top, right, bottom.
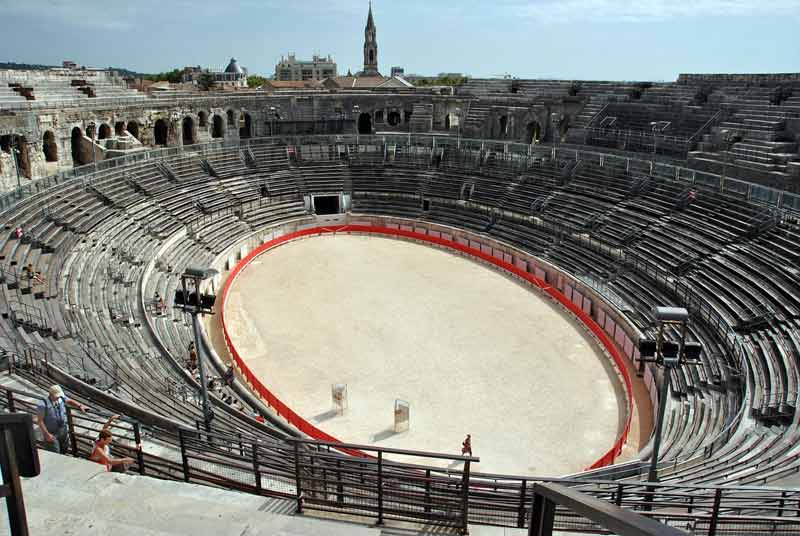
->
1, 5, 800, 535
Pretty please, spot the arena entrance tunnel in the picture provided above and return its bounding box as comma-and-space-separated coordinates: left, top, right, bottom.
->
218, 224, 637, 474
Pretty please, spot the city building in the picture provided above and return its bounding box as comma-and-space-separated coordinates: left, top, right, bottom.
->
274, 54, 337, 81
181, 58, 248, 89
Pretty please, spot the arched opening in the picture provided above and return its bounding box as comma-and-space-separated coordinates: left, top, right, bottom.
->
369, 50, 374, 64
498, 116, 508, 138
126, 121, 140, 140
98, 124, 111, 140
43, 131, 58, 162
239, 112, 252, 139
212, 115, 224, 139
198, 111, 208, 127
526, 121, 541, 144
358, 113, 372, 135
154, 119, 168, 146
86, 123, 96, 140
114, 121, 125, 136
226, 109, 235, 125
71, 127, 88, 167
387, 111, 401, 127
13, 136, 31, 178
182, 116, 196, 146
445, 113, 460, 130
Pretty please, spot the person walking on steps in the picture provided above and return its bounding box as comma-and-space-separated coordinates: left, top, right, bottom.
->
36, 385, 87, 455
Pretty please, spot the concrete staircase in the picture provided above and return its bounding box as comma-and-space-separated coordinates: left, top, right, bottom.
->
409, 103, 433, 133
2, 450, 376, 536
3, 450, 532, 535
463, 103, 491, 135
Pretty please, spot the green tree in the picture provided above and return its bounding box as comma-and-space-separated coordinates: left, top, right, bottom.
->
197, 73, 216, 91
247, 75, 269, 88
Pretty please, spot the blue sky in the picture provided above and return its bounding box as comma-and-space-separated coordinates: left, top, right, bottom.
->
0, 0, 797, 81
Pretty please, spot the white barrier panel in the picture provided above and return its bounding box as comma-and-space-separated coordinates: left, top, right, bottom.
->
582, 296, 592, 316
534, 267, 547, 282
597, 308, 606, 328
429, 230, 441, 239
564, 284, 574, 302
516, 258, 528, 272
605, 316, 616, 337
414, 227, 427, 235
503, 253, 513, 263
572, 290, 583, 308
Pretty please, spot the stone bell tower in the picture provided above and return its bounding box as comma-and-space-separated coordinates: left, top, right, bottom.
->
362, 1, 380, 76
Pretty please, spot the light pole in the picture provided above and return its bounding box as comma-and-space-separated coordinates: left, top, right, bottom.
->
650, 121, 659, 155
454, 107, 462, 149
10, 138, 22, 190
638, 306, 702, 483
352, 104, 361, 138
550, 112, 561, 159
720, 128, 737, 182
174, 266, 219, 431
269, 105, 282, 137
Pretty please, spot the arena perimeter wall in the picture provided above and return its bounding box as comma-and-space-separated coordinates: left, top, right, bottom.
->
219, 224, 635, 469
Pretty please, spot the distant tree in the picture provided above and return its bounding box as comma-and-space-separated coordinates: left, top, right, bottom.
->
247, 75, 269, 88
197, 73, 216, 91
144, 69, 183, 83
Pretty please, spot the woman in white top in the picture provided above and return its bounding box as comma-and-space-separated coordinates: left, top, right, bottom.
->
89, 414, 135, 472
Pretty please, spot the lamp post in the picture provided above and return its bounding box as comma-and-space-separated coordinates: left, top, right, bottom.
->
650, 121, 659, 155
352, 104, 361, 139
174, 266, 219, 431
269, 105, 282, 137
10, 138, 22, 190
454, 107, 462, 149
638, 306, 702, 483
720, 128, 737, 182
550, 112, 561, 159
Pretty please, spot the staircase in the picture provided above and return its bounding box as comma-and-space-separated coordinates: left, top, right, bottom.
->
565, 97, 608, 144
3, 450, 373, 536
463, 103, 491, 135
409, 103, 433, 133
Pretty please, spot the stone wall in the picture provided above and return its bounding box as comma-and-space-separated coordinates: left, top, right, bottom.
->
677, 73, 800, 85
0, 92, 579, 189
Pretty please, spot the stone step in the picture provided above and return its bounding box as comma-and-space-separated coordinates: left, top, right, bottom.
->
3, 450, 377, 536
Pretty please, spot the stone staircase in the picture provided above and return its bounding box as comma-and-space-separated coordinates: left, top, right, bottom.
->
463, 102, 491, 135
409, 103, 433, 133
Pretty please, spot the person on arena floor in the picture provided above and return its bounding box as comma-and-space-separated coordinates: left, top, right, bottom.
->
89, 414, 136, 472
461, 434, 472, 457
36, 385, 87, 455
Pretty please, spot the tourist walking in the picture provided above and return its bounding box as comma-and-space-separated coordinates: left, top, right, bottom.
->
36, 385, 87, 455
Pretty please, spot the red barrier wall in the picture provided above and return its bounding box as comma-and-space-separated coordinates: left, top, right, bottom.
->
220, 225, 634, 468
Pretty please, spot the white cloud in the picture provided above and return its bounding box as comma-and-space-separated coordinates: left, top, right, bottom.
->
508, 0, 800, 23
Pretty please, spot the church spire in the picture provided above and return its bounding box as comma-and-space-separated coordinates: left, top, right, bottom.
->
362, 1, 380, 76
367, 0, 375, 29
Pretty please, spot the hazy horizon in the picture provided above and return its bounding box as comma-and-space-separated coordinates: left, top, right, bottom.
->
1, 0, 797, 81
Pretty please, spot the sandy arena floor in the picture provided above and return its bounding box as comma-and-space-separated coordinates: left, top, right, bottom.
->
223, 234, 625, 476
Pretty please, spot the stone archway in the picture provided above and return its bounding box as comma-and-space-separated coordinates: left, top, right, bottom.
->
86, 123, 96, 140
126, 121, 140, 140
526, 121, 542, 144
154, 119, 168, 146
98, 124, 111, 140
358, 113, 372, 134
43, 131, 58, 162
387, 111, 401, 127
226, 109, 235, 126
114, 121, 125, 136
239, 112, 252, 139
198, 111, 208, 127
212, 115, 224, 139
498, 116, 509, 139
71, 127, 88, 167
182, 116, 196, 146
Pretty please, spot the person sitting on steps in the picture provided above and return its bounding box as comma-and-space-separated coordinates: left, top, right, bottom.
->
89, 414, 136, 472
